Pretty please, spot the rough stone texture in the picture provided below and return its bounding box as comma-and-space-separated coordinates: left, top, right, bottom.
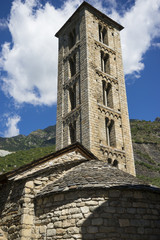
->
55, 2, 135, 176
37, 160, 144, 197
35, 188, 160, 240
0, 146, 160, 240
0, 3, 160, 240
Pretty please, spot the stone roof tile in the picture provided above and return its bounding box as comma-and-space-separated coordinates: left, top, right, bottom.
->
36, 160, 148, 197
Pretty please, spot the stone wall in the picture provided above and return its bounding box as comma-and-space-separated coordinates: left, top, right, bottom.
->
55, 2, 135, 176
35, 188, 160, 240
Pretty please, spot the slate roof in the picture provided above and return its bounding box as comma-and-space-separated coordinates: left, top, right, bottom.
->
0, 142, 97, 183
36, 160, 154, 198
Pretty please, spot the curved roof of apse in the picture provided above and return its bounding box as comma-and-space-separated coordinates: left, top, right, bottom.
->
36, 160, 159, 198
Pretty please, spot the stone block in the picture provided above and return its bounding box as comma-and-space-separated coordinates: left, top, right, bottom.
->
92, 218, 103, 225
87, 226, 98, 233
54, 194, 64, 201
21, 214, 33, 225
25, 181, 34, 189
80, 206, 89, 214
119, 219, 130, 227
39, 225, 46, 234
47, 229, 56, 237
21, 229, 31, 237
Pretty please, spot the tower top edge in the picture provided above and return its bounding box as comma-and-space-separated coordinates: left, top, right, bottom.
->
55, 1, 124, 38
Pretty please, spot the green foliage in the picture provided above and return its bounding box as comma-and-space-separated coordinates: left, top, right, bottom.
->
0, 125, 56, 151
130, 120, 160, 144
135, 161, 160, 172
134, 150, 155, 164
0, 145, 55, 174
137, 175, 160, 188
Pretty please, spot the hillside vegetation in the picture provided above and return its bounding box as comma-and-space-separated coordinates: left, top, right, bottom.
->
0, 125, 56, 151
0, 120, 160, 187
130, 119, 160, 187
0, 145, 55, 174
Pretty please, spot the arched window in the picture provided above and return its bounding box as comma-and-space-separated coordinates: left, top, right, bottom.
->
69, 121, 76, 144
69, 54, 76, 77
113, 159, 118, 167
99, 24, 108, 45
69, 84, 76, 111
101, 51, 110, 74
102, 81, 113, 108
69, 28, 76, 49
105, 118, 116, 147
108, 158, 112, 164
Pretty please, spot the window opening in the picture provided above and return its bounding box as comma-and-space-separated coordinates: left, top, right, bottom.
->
69, 54, 76, 77
101, 52, 110, 74
105, 118, 115, 147
113, 160, 118, 167
102, 81, 113, 108
99, 25, 108, 45
69, 28, 76, 49
108, 158, 112, 164
69, 84, 76, 111
69, 121, 76, 144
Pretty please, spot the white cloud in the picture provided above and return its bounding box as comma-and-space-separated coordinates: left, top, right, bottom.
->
0, 0, 82, 106
4, 115, 21, 137
0, 19, 8, 29
109, 0, 160, 76
0, 0, 160, 108
152, 42, 160, 48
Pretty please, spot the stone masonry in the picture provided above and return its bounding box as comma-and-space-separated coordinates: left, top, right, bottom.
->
0, 145, 159, 239
55, 1, 135, 176
0, 2, 160, 240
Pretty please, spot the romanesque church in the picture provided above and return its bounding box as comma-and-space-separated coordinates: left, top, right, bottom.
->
0, 2, 160, 239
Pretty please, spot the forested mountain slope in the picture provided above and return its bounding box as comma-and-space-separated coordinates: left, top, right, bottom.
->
0, 119, 160, 186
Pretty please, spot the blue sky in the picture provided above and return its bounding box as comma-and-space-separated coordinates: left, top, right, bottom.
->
0, 0, 160, 137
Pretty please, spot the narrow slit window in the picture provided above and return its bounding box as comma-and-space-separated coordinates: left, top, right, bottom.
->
99, 25, 108, 45
102, 81, 113, 108
101, 52, 110, 74
105, 118, 115, 147
69, 54, 76, 77
69, 84, 76, 111
69, 121, 76, 144
69, 28, 76, 49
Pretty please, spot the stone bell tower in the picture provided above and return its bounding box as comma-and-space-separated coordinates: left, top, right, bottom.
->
55, 1, 135, 176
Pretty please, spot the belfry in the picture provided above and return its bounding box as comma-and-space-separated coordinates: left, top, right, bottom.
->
0, 2, 160, 239
56, 1, 135, 175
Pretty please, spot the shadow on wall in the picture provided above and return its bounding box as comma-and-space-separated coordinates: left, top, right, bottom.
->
0, 180, 26, 239
81, 189, 160, 240
35, 187, 160, 240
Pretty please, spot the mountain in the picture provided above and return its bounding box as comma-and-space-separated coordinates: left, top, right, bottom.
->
130, 119, 160, 186
0, 119, 160, 186
0, 125, 56, 151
